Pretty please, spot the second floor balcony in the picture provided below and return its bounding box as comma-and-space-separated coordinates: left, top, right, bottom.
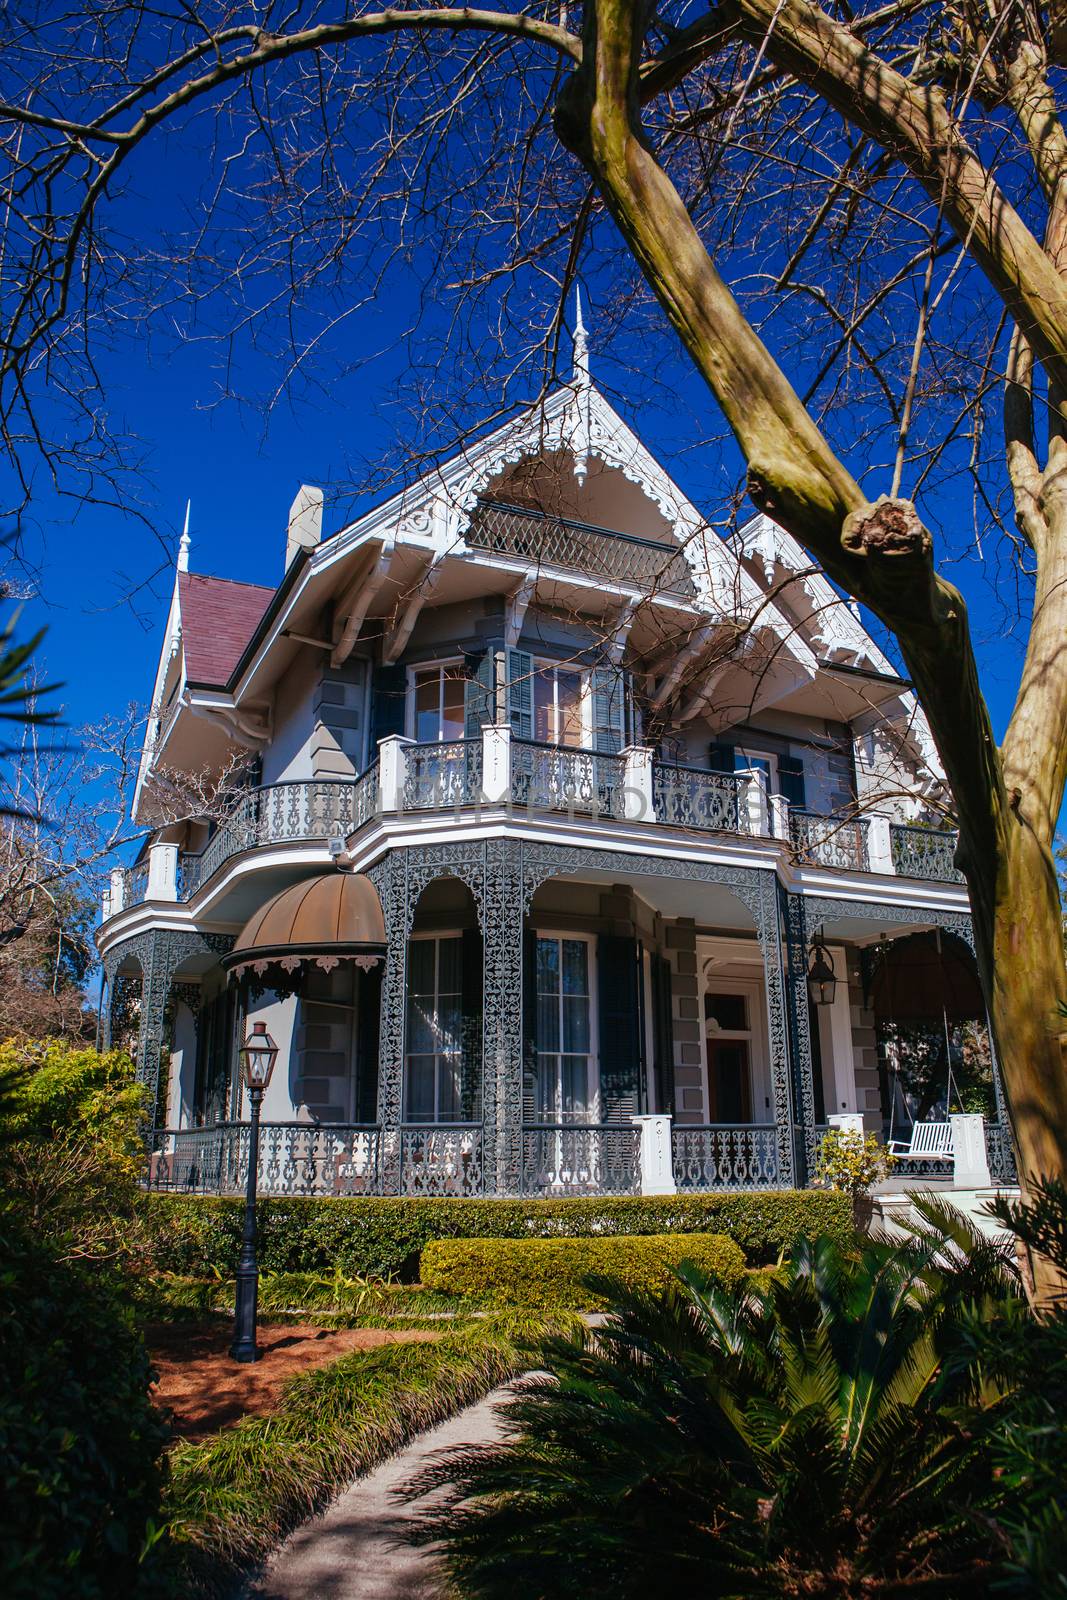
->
105, 730, 965, 921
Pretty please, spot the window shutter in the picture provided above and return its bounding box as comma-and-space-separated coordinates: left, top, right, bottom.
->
778, 755, 807, 807
707, 741, 735, 773
592, 664, 626, 754
507, 649, 534, 740
463, 647, 498, 739
597, 934, 642, 1124
650, 954, 675, 1117
522, 929, 538, 1122
370, 661, 407, 750
355, 963, 382, 1123
460, 928, 483, 1122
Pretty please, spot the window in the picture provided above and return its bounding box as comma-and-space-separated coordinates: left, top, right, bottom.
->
405, 936, 465, 1122
412, 664, 466, 743
535, 935, 595, 1121
533, 662, 587, 748
734, 747, 778, 792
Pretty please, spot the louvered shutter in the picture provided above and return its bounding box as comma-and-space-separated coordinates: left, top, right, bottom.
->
370, 661, 407, 750
650, 954, 675, 1117
463, 647, 498, 738
707, 741, 735, 772
592, 664, 626, 753
356, 963, 382, 1124
507, 649, 534, 739
597, 934, 642, 1124
778, 755, 807, 806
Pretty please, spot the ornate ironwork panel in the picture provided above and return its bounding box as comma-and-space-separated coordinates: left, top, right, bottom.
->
651, 763, 750, 834
889, 824, 964, 883
123, 859, 150, 907
481, 838, 525, 1195
781, 890, 817, 1180
400, 1125, 483, 1196
789, 810, 870, 871
672, 1125, 780, 1189
520, 1124, 639, 1195
465, 499, 697, 598
402, 741, 483, 810
985, 1122, 1019, 1186
150, 1123, 381, 1196
511, 740, 624, 819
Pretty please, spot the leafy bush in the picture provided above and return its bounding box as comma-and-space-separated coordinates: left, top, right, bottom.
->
0, 1219, 170, 1600
813, 1127, 895, 1198
0, 1043, 169, 1598
409, 1222, 1016, 1598
420, 1232, 747, 1308
141, 1190, 852, 1279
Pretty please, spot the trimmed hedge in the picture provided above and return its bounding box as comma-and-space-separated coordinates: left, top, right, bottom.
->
141, 1190, 852, 1279
420, 1232, 747, 1308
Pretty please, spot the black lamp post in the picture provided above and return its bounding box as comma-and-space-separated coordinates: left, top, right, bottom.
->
229, 1021, 278, 1364
807, 930, 838, 1009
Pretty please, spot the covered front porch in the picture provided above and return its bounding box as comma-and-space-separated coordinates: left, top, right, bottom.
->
109, 840, 1016, 1199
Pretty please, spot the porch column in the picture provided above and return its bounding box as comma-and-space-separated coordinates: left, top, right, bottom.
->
480, 839, 526, 1195
370, 851, 409, 1193
780, 890, 819, 1184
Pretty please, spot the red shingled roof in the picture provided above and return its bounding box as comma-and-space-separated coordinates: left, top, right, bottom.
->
178, 571, 274, 687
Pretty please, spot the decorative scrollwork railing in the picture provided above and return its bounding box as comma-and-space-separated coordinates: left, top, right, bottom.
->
400, 1124, 483, 1196
180, 778, 365, 898
511, 741, 625, 818
889, 823, 964, 883
465, 499, 697, 599
122, 859, 150, 906
148, 1122, 381, 1196
520, 1124, 640, 1195
984, 1122, 1019, 1186
652, 763, 751, 834
672, 1124, 780, 1189
789, 809, 870, 872
402, 741, 483, 811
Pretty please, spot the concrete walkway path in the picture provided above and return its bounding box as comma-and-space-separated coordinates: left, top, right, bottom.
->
247, 1384, 516, 1600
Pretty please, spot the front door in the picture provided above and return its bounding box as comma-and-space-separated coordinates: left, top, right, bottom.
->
707, 1039, 752, 1123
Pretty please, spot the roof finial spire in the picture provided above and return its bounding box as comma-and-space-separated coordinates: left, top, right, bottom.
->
177, 500, 191, 573
572, 284, 590, 388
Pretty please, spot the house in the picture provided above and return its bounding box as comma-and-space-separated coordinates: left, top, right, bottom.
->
98, 324, 1015, 1198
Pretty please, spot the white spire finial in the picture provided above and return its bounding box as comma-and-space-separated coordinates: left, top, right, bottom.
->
177, 500, 191, 572
572, 285, 590, 388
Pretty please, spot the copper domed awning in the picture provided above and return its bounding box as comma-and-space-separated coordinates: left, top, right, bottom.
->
225, 872, 386, 979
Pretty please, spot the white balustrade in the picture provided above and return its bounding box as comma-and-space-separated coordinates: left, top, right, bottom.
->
109, 866, 126, 914
743, 768, 769, 835
828, 1113, 866, 1138
865, 814, 895, 875
481, 723, 512, 803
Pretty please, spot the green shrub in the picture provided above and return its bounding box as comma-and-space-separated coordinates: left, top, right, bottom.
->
0, 1219, 170, 1600
0, 1039, 145, 1177
420, 1232, 747, 1308
142, 1190, 852, 1279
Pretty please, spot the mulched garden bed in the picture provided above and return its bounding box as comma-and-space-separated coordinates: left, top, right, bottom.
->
148, 1318, 439, 1441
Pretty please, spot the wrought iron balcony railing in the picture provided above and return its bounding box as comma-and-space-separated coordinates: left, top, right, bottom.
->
672, 1124, 780, 1189
789, 808, 870, 872
465, 499, 698, 599
402, 740, 483, 810
652, 762, 751, 833
511, 740, 626, 818
520, 1123, 640, 1195
889, 822, 964, 883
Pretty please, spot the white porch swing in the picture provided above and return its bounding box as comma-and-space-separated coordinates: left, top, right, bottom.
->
882, 929, 958, 1168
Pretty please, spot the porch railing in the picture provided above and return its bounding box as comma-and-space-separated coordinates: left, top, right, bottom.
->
520, 1123, 640, 1195
149, 1122, 382, 1196
180, 778, 369, 899
400, 1124, 483, 1196
402, 740, 483, 810
511, 740, 626, 818
672, 1124, 780, 1189
889, 823, 965, 883
984, 1122, 1019, 1186
652, 763, 751, 833
789, 809, 870, 872
465, 499, 698, 599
